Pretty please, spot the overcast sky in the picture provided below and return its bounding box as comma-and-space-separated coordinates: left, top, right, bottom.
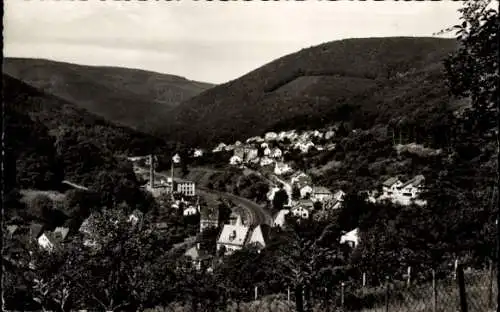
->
4, 0, 462, 84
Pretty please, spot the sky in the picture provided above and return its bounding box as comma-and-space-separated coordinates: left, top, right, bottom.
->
4, 0, 463, 84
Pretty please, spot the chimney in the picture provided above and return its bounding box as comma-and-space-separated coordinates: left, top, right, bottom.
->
149, 154, 155, 188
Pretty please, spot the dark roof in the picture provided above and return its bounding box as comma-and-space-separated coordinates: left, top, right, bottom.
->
382, 177, 401, 187
401, 175, 425, 188
30, 223, 44, 239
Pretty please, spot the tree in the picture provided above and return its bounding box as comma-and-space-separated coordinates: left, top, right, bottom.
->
292, 186, 301, 201
272, 189, 289, 211
30, 209, 179, 311
444, 0, 498, 133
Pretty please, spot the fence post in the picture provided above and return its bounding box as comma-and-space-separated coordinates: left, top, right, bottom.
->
341, 282, 345, 310
287, 286, 290, 303
407, 266, 411, 288
432, 269, 437, 312
457, 264, 468, 312
363, 272, 367, 288
488, 259, 493, 309
254, 285, 258, 301
385, 276, 389, 312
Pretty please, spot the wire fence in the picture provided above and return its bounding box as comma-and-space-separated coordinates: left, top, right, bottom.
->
146, 267, 498, 312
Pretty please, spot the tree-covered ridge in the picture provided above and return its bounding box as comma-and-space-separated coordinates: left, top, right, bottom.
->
3, 58, 214, 133
165, 37, 459, 146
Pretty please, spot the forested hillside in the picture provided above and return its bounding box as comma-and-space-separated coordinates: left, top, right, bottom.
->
2, 74, 171, 189
3, 58, 214, 133
165, 37, 460, 146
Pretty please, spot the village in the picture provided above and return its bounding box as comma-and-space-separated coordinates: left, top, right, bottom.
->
11, 123, 428, 274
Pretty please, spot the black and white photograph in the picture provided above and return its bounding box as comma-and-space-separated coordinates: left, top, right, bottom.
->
2, 0, 499, 311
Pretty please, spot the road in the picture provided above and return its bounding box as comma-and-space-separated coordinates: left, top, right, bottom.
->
198, 187, 273, 226
135, 165, 273, 226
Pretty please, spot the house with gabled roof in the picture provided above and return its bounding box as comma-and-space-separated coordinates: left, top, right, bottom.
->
340, 228, 360, 248
38, 227, 69, 252
216, 216, 250, 256
381, 176, 403, 197
312, 186, 333, 203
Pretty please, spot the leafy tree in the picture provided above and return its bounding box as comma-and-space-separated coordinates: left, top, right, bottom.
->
292, 186, 301, 201
272, 189, 289, 211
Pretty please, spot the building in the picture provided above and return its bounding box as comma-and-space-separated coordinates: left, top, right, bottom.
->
333, 190, 346, 201
312, 187, 333, 203
324, 130, 336, 140
340, 228, 360, 248
245, 148, 259, 162
183, 205, 199, 216
263, 147, 272, 156
294, 141, 315, 153
291, 205, 310, 219
216, 216, 250, 255
128, 209, 144, 226
378, 175, 426, 206
38, 227, 69, 252
264, 132, 278, 141
193, 149, 204, 158
271, 148, 283, 159
274, 162, 292, 176
212, 143, 227, 153
290, 171, 311, 186
230, 155, 243, 166
300, 185, 313, 199
260, 156, 274, 167
381, 177, 403, 197
176, 179, 196, 197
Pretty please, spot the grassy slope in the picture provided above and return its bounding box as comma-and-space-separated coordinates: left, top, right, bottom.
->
165, 37, 458, 147
3, 58, 214, 133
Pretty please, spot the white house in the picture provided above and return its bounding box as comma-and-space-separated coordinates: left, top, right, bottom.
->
230, 155, 243, 166
128, 210, 143, 226
245, 148, 259, 162
291, 206, 310, 219
312, 187, 333, 203
381, 177, 403, 197
38, 227, 69, 252
193, 149, 204, 158
212, 143, 227, 153
263, 147, 272, 156
300, 185, 313, 199
326, 143, 337, 151
378, 175, 426, 206
324, 130, 336, 140
294, 141, 315, 153
183, 205, 199, 216
333, 190, 346, 201
261, 142, 269, 149
216, 216, 250, 256
176, 179, 196, 197
265, 132, 278, 141
271, 148, 283, 159
260, 156, 274, 167
274, 162, 292, 176
290, 172, 310, 186
340, 228, 360, 248
273, 209, 290, 228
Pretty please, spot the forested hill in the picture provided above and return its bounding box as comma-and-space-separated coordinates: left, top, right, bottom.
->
3, 58, 214, 133
3, 74, 171, 189
164, 37, 460, 147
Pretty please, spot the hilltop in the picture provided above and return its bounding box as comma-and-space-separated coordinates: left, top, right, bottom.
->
3, 73, 171, 189
164, 37, 460, 147
3, 58, 214, 133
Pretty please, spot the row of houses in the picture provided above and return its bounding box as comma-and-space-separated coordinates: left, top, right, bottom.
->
368, 175, 426, 206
